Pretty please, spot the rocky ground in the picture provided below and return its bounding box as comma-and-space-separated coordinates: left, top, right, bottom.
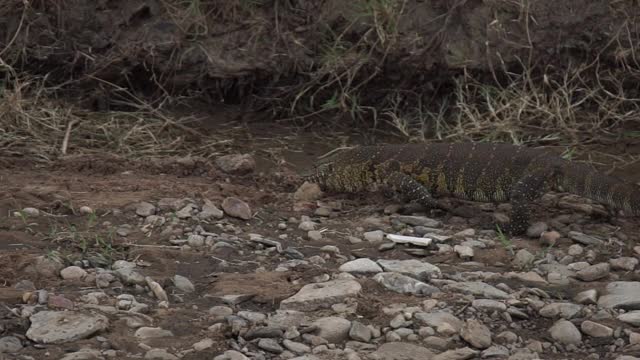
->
2, 150, 640, 360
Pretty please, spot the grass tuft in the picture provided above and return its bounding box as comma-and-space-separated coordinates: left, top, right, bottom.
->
381, 62, 640, 148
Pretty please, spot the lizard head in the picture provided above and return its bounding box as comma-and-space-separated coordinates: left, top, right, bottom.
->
299, 159, 335, 182
299, 147, 353, 182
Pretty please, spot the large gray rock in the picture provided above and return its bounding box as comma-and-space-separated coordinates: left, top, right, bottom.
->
580, 320, 613, 338
339, 258, 383, 274
26, 311, 109, 344
549, 319, 582, 345
215, 153, 256, 174
135, 201, 156, 217
618, 311, 640, 326
0, 336, 23, 353
221, 197, 252, 220
432, 347, 479, 360
376, 259, 441, 280
280, 279, 361, 311
312, 316, 351, 343
598, 282, 640, 309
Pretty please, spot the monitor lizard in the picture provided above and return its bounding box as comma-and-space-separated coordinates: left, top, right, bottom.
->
300, 142, 639, 235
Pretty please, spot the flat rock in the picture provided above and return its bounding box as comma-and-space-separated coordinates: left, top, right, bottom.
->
221, 197, 252, 220
580, 320, 613, 338
267, 310, 309, 329
394, 215, 442, 227
26, 311, 109, 344
243, 326, 283, 340
282, 339, 311, 354
280, 279, 361, 312
414, 311, 464, 332
339, 258, 383, 274
598, 282, 640, 309
472, 299, 507, 312
568, 231, 604, 246
460, 319, 492, 349
618, 311, 640, 326
481, 345, 509, 358
373, 272, 440, 296
258, 338, 283, 353
377, 259, 441, 280
368, 342, 435, 359
443, 281, 510, 299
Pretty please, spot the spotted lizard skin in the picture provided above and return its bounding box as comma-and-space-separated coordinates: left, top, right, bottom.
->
302, 142, 640, 235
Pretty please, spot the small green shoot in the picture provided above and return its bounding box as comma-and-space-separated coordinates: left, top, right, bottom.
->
496, 224, 514, 255
561, 147, 576, 160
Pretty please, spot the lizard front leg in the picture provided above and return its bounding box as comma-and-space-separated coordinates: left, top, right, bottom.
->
504, 169, 554, 235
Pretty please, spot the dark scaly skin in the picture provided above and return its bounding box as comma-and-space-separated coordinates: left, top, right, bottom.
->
302, 143, 640, 235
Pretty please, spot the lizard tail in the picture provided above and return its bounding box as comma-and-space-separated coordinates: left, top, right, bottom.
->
554, 160, 640, 216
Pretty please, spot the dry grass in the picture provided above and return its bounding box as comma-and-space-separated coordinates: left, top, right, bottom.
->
275, 0, 408, 124
1, 0, 639, 167
0, 74, 231, 162
381, 62, 640, 148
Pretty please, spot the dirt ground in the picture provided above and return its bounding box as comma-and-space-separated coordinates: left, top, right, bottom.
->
1, 114, 640, 359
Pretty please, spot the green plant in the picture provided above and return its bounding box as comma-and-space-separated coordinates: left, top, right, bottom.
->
496, 224, 514, 255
